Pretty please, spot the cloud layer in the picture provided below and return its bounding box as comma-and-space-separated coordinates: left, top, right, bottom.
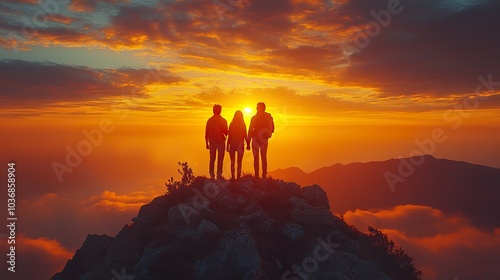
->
0, 60, 184, 107
0, 235, 73, 280
344, 204, 500, 280
1, 0, 499, 100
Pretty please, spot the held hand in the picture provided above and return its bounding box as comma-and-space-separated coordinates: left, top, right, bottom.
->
246, 145, 250, 150
206, 143, 210, 150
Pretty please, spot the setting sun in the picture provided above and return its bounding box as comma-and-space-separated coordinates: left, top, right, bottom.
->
243, 107, 253, 115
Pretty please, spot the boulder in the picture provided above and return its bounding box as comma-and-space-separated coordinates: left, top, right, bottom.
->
197, 219, 221, 237
195, 231, 262, 280
281, 222, 304, 241
291, 205, 338, 227
168, 204, 198, 226
278, 181, 301, 195
299, 184, 330, 209
133, 247, 162, 278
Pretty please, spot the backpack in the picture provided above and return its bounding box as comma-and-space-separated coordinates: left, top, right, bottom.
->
253, 112, 274, 140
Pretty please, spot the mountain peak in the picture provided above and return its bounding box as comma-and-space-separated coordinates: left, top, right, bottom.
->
52, 177, 420, 280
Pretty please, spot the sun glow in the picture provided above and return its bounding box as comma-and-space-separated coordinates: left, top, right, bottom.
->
244, 107, 252, 115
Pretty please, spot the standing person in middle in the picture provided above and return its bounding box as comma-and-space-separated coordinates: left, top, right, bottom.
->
226, 110, 249, 180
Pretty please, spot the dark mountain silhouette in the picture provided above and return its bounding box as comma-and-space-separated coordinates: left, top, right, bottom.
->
269, 155, 500, 230
52, 177, 420, 280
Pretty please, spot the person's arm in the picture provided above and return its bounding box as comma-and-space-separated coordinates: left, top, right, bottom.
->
248, 117, 254, 139
226, 123, 231, 152
270, 115, 275, 133
247, 117, 254, 149
244, 124, 250, 149
205, 119, 210, 149
224, 119, 229, 137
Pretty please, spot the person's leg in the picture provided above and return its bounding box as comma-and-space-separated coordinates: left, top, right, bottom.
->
229, 149, 236, 180
216, 143, 225, 179
261, 141, 269, 178
236, 144, 244, 179
209, 143, 216, 179
252, 140, 260, 178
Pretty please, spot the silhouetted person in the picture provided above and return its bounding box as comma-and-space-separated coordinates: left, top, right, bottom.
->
227, 110, 250, 180
205, 104, 228, 180
248, 102, 274, 178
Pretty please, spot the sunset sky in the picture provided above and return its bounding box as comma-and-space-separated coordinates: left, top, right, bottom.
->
1, 0, 500, 279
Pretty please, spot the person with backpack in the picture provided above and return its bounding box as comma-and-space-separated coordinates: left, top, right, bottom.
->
248, 102, 274, 179
205, 104, 228, 180
226, 110, 250, 180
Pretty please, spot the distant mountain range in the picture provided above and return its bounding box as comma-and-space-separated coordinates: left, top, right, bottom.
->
269, 155, 500, 230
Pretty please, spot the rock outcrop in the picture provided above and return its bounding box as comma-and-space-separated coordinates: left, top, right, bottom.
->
52, 177, 417, 280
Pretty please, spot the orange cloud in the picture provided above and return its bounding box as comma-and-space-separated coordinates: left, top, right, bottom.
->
20, 236, 73, 259
344, 205, 500, 279
84, 190, 163, 212
19, 193, 62, 218
0, 60, 184, 108
47, 14, 77, 25
0, 235, 73, 280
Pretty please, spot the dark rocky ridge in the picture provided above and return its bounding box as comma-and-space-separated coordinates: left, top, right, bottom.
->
52, 177, 420, 280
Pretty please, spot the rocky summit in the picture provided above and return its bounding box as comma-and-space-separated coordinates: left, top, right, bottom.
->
51, 177, 421, 280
